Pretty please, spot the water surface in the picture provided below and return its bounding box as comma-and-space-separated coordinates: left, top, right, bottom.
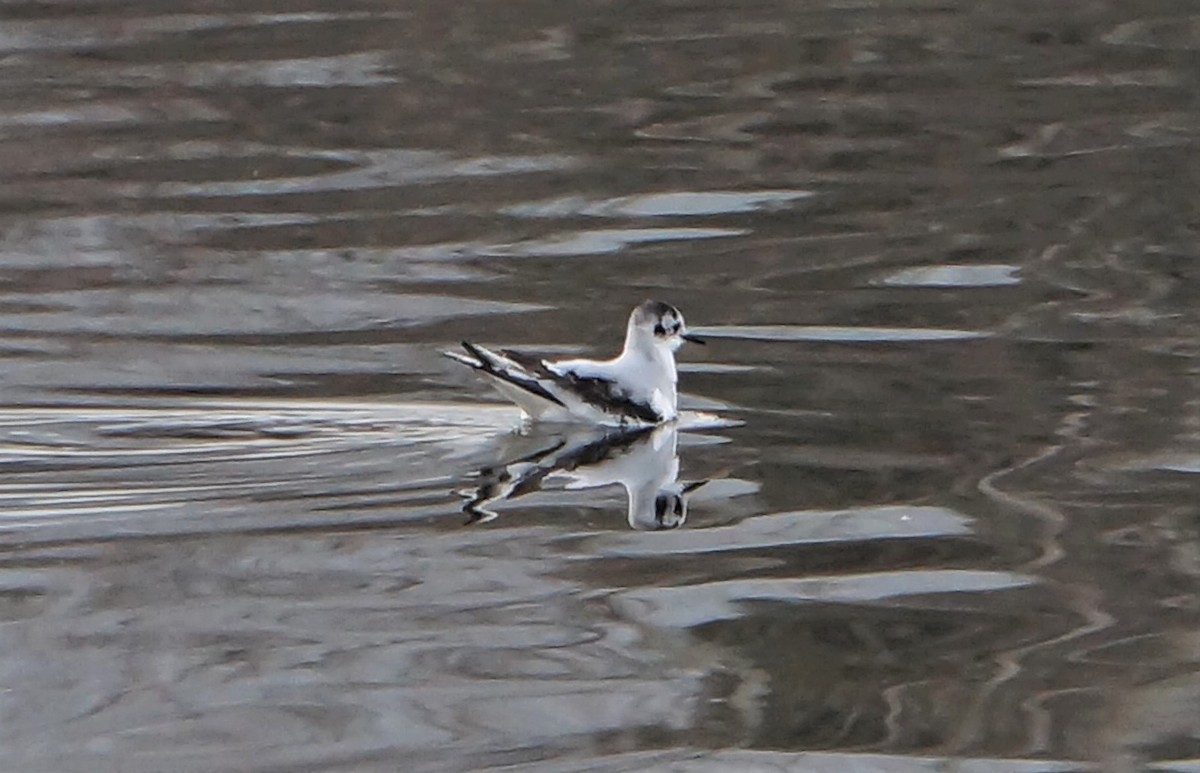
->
3, 0, 1200, 771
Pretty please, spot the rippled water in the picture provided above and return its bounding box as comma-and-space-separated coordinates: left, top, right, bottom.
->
4, 1, 1200, 771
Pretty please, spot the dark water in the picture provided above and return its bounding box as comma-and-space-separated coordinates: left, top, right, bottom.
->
3, 1, 1200, 771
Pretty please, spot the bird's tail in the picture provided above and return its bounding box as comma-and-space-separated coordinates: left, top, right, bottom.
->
442, 341, 566, 409
442, 341, 511, 373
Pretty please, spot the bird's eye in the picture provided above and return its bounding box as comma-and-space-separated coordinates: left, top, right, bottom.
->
653, 323, 666, 336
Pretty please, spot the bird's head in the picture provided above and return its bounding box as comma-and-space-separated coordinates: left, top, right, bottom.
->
628, 300, 705, 353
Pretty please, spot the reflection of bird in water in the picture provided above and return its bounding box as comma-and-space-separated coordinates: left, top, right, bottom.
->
460, 424, 706, 530
443, 300, 705, 426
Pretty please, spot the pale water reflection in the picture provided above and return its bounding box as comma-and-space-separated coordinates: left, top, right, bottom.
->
459, 420, 748, 529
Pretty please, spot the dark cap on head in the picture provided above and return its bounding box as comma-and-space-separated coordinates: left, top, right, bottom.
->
632, 299, 681, 324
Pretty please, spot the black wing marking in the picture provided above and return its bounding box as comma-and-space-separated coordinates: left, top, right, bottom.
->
456, 342, 566, 408
500, 349, 662, 423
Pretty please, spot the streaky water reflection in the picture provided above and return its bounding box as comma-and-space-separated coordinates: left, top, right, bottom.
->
0, 400, 1055, 773
4, 0, 1200, 770
458, 418, 746, 529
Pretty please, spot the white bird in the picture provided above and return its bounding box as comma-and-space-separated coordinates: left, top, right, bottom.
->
444, 300, 705, 426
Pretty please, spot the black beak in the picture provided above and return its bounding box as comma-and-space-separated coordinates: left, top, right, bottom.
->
680, 332, 706, 345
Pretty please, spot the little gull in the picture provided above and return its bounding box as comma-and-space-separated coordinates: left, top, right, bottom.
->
444, 300, 705, 426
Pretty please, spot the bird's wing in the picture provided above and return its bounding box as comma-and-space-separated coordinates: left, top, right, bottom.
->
516, 352, 663, 424
444, 342, 566, 408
